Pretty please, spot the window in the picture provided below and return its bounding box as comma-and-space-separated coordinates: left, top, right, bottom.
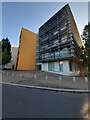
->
59, 61, 63, 72
48, 62, 55, 71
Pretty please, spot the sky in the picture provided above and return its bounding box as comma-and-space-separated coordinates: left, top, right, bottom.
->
2, 2, 88, 47
89, 1, 90, 22
1, 0, 90, 2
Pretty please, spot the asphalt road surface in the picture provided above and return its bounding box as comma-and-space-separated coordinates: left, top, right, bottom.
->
2, 84, 89, 118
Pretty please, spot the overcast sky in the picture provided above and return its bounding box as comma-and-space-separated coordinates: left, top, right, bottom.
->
2, 2, 88, 46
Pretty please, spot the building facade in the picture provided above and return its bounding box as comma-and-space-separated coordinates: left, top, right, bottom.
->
5, 46, 18, 69
36, 4, 83, 75
16, 28, 36, 70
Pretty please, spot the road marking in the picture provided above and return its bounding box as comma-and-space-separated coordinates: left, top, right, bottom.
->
0, 82, 90, 93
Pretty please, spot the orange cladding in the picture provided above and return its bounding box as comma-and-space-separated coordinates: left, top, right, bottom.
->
16, 28, 36, 70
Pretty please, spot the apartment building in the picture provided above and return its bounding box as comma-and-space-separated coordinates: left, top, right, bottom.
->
36, 4, 83, 75
16, 28, 36, 70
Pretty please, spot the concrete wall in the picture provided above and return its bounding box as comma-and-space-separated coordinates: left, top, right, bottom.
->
5, 47, 18, 69
16, 28, 36, 70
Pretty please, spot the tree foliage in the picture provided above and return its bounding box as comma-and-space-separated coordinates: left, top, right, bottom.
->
0, 41, 2, 65
80, 47, 88, 67
81, 23, 90, 72
0, 38, 11, 66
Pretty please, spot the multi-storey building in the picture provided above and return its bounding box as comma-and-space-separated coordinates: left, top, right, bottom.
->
16, 28, 36, 70
36, 4, 83, 75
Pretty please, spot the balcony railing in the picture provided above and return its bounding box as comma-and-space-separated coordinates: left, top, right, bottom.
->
40, 51, 71, 61
38, 49, 80, 61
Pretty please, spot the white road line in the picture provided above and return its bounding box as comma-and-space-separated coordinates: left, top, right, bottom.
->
0, 82, 90, 93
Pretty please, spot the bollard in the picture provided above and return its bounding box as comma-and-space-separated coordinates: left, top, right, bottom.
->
85, 77, 88, 82
20, 74, 24, 80
45, 75, 48, 80
12, 72, 14, 77
34, 74, 36, 79
5, 71, 7, 75
73, 76, 76, 81
59, 76, 62, 80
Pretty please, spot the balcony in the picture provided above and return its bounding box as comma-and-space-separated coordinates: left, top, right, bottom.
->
40, 50, 72, 62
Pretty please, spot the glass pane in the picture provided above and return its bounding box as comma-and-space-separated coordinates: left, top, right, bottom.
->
48, 62, 54, 71
59, 62, 63, 72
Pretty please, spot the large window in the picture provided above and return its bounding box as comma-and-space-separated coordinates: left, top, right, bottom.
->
59, 61, 63, 72
48, 62, 55, 71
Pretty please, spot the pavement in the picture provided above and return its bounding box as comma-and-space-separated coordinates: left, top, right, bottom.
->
1, 70, 90, 93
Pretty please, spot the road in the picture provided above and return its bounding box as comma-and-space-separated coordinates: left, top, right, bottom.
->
2, 84, 89, 118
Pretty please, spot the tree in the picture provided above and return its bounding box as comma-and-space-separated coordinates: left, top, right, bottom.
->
80, 46, 88, 75
0, 38, 11, 68
81, 23, 90, 72
0, 41, 2, 65
80, 47, 88, 66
